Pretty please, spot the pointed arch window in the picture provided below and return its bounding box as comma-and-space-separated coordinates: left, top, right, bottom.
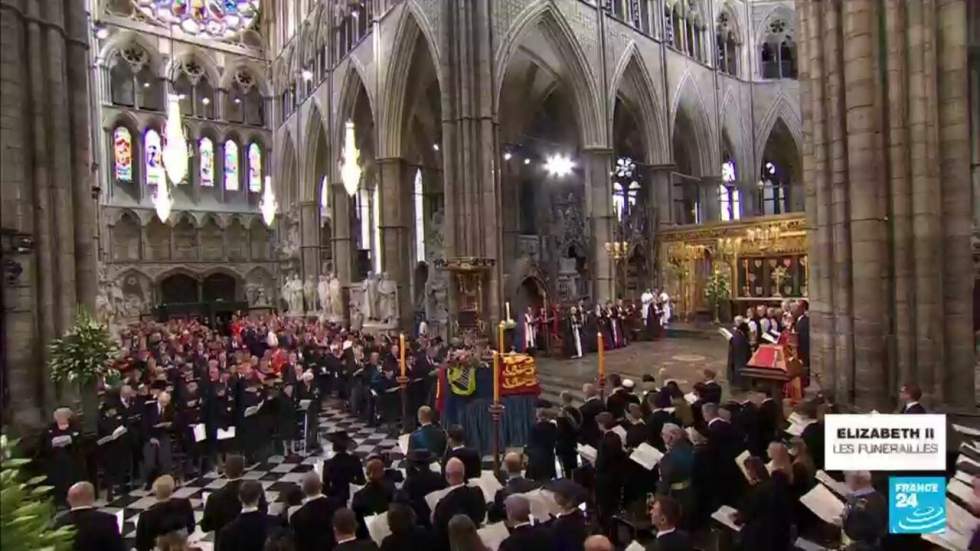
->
109, 46, 161, 110
761, 18, 797, 79
113, 127, 134, 183
716, 11, 739, 76
199, 137, 215, 187
247, 143, 263, 192
719, 159, 741, 221
759, 161, 788, 214
320, 176, 330, 217
224, 140, 240, 191
144, 128, 165, 186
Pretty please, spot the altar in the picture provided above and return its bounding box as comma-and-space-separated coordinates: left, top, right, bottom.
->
434, 353, 541, 456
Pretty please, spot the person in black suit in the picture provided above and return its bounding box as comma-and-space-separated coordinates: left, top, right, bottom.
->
525, 405, 558, 481
291, 472, 341, 551
644, 391, 679, 451
381, 502, 434, 551
396, 449, 447, 527
605, 374, 630, 421
56, 482, 125, 551
899, 383, 927, 414
547, 480, 588, 551
578, 384, 605, 447
216, 480, 269, 551
499, 495, 550, 551
98, 390, 132, 501
323, 431, 367, 504
200, 455, 268, 535
732, 457, 793, 551
727, 323, 752, 391
798, 401, 826, 471
794, 301, 810, 369
488, 452, 539, 522
443, 425, 480, 481
135, 475, 195, 551
756, 389, 780, 451
432, 458, 486, 551
594, 412, 627, 531
351, 457, 397, 538
141, 391, 177, 487
649, 496, 694, 551
700, 369, 723, 404
332, 507, 380, 551
702, 402, 744, 508
556, 391, 582, 478
41, 407, 85, 506
408, 406, 448, 458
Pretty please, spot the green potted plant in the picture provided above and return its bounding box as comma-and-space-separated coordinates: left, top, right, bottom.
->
0, 434, 75, 550
704, 269, 731, 324
47, 309, 119, 434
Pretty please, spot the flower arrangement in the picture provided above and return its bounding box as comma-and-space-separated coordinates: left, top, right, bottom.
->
47, 309, 119, 385
704, 269, 731, 323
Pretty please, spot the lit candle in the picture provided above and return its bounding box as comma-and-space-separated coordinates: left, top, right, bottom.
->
399, 333, 406, 377
598, 332, 605, 379
498, 321, 505, 355
493, 351, 500, 404
505, 301, 511, 321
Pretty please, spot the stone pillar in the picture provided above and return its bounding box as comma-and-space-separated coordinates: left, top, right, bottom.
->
330, 183, 353, 320
376, 157, 413, 329
441, 0, 502, 325
299, 200, 319, 280
647, 165, 675, 228
700, 175, 722, 222
0, 0, 97, 430
583, 148, 614, 302
798, 0, 975, 410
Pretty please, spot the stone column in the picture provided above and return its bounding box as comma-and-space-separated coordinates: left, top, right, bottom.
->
798, 0, 975, 410
299, 200, 319, 279
441, 0, 502, 325
376, 157, 413, 328
0, 0, 97, 430
583, 148, 614, 302
647, 165, 675, 228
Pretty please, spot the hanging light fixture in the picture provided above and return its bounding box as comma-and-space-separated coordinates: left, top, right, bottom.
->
340, 120, 362, 197
544, 153, 575, 178
259, 175, 278, 226
162, 94, 188, 186
152, 181, 174, 223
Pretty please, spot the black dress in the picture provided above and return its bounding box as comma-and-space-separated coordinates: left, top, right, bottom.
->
40, 423, 85, 506
525, 420, 558, 481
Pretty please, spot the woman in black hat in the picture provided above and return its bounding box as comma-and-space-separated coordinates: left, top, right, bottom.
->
322, 431, 365, 504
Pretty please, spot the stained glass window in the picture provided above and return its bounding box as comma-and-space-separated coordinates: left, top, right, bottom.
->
224, 140, 239, 191
199, 137, 214, 187
113, 127, 133, 183
719, 160, 741, 221
247, 143, 262, 192
414, 169, 425, 263
145, 128, 164, 186
133, 0, 261, 41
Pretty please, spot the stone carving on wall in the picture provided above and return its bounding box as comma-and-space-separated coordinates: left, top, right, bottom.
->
351, 271, 397, 330
304, 275, 317, 313
348, 283, 364, 331
317, 274, 330, 314
278, 211, 301, 260
424, 268, 450, 327
244, 267, 274, 307
174, 218, 197, 260
281, 273, 304, 314
377, 272, 399, 325
328, 272, 343, 321
96, 267, 152, 334
200, 218, 224, 260
426, 208, 446, 263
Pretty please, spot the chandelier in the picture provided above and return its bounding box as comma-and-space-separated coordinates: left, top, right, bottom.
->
340, 120, 362, 196
259, 176, 277, 226
544, 153, 575, 178
162, 94, 188, 186
152, 180, 173, 223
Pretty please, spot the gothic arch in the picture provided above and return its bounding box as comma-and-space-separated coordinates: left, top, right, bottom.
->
165, 48, 221, 85
336, 59, 376, 142
719, 89, 751, 184
219, 62, 272, 98
379, 5, 443, 159
98, 32, 164, 76
670, 73, 715, 175
754, 4, 796, 47
302, 102, 329, 202
495, 1, 604, 147
754, 96, 802, 165
609, 43, 669, 164
278, 132, 299, 208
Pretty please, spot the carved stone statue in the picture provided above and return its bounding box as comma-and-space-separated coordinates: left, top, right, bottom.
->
425, 269, 449, 323
363, 272, 379, 321
328, 272, 343, 320
317, 274, 330, 314
280, 277, 291, 312
304, 275, 317, 313
284, 274, 304, 314
377, 272, 398, 324
348, 285, 365, 331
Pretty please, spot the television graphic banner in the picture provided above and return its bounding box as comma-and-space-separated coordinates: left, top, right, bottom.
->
825, 414, 946, 471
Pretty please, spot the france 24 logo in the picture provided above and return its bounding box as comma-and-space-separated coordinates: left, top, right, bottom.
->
888, 477, 946, 534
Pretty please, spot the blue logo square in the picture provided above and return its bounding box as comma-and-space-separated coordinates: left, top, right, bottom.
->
888, 477, 946, 534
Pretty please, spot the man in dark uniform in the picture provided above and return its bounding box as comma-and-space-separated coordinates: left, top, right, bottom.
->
291, 472, 341, 551
141, 390, 176, 487
443, 425, 481, 480
396, 449, 446, 527
432, 458, 486, 551
322, 431, 366, 504
350, 457, 396, 538
118, 384, 144, 488
56, 482, 125, 551
200, 455, 268, 536
98, 390, 132, 500
176, 379, 204, 477
545, 479, 588, 551
408, 405, 447, 458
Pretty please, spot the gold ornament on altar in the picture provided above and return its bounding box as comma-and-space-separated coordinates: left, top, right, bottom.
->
771, 265, 790, 297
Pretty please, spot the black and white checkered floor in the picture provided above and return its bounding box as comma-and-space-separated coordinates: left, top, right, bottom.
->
93, 402, 470, 550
